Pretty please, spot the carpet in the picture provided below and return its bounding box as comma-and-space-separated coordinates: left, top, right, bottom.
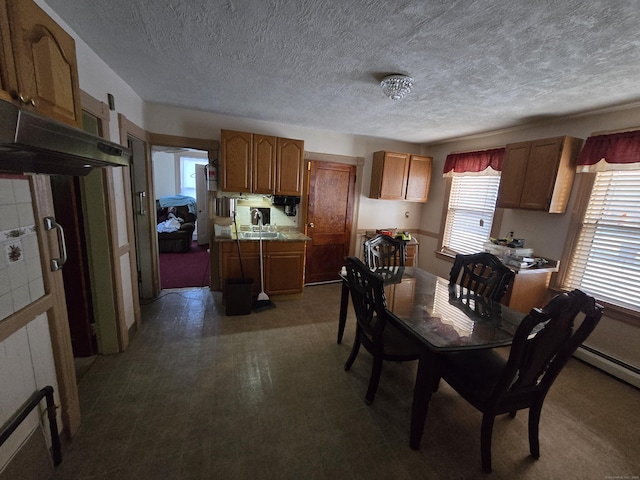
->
159, 241, 210, 289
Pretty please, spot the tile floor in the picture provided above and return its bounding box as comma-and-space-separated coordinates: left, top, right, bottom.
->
52, 284, 640, 479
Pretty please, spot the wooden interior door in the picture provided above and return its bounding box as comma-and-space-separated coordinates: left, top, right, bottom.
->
50, 175, 96, 357
304, 161, 356, 284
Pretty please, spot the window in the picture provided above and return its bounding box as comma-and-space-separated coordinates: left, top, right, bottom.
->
180, 156, 207, 199
442, 175, 501, 254
564, 170, 640, 311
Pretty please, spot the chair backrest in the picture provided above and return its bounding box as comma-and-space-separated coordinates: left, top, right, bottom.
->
448, 287, 501, 321
493, 289, 603, 406
344, 256, 388, 341
363, 234, 406, 268
449, 252, 514, 301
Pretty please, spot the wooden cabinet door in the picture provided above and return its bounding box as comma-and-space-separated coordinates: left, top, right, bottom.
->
253, 134, 276, 194
370, 151, 409, 200
4, 0, 81, 126
0, 1, 16, 102
519, 137, 564, 211
221, 130, 252, 193
265, 242, 305, 294
496, 141, 531, 209
276, 137, 304, 195
405, 155, 432, 202
405, 244, 417, 266
221, 242, 261, 294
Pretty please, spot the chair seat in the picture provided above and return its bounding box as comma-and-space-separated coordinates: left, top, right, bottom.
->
438, 349, 506, 403
364, 323, 421, 359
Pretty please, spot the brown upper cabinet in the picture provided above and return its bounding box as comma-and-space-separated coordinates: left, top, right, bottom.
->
220, 129, 304, 195
0, 0, 82, 127
369, 151, 433, 202
496, 136, 583, 213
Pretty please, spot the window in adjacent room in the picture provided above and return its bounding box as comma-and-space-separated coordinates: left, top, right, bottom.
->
440, 148, 505, 255
180, 154, 208, 199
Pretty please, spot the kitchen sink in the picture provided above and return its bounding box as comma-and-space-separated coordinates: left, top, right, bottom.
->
238, 231, 283, 239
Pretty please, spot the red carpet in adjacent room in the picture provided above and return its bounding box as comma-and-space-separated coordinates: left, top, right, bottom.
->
159, 241, 210, 289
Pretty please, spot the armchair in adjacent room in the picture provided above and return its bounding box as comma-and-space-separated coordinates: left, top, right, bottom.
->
156, 196, 197, 253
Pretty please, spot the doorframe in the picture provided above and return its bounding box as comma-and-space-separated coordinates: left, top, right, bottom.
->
303, 152, 364, 256
80, 92, 140, 353
147, 133, 218, 290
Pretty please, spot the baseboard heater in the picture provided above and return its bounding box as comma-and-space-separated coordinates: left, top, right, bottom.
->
575, 345, 640, 388
0, 386, 62, 467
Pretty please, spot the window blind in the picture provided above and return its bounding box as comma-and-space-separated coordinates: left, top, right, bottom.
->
565, 170, 640, 310
443, 175, 501, 255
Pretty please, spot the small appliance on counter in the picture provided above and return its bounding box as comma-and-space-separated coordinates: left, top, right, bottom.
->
273, 195, 300, 216
375, 228, 411, 241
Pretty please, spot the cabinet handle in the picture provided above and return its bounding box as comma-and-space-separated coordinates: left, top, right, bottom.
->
44, 217, 67, 271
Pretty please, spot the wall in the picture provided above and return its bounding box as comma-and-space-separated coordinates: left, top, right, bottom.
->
144, 103, 427, 236
0, 178, 60, 474
152, 152, 176, 199
419, 104, 640, 378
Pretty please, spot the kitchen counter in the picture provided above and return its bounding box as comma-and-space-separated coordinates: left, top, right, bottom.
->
214, 229, 311, 242
507, 258, 559, 275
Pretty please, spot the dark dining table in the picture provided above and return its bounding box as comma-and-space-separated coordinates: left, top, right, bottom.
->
338, 265, 526, 450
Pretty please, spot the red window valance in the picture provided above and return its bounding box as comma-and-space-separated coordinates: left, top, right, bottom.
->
443, 148, 505, 177
577, 129, 640, 172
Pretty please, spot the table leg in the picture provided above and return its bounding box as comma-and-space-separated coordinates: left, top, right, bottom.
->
337, 280, 349, 344
410, 350, 435, 450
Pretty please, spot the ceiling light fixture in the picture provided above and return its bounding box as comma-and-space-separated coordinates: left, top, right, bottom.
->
380, 74, 414, 100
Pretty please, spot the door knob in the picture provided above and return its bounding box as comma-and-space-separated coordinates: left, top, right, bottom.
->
307, 222, 315, 228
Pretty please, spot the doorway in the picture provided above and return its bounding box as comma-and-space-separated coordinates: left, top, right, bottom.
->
152, 146, 211, 289
149, 134, 218, 288
304, 160, 357, 284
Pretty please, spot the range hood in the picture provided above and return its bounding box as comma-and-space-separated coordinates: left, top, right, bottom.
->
0, 99, 131, 176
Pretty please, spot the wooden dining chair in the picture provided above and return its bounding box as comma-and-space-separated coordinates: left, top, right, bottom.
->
343, 256, 420, 405
449, 252, 514, 301
363, 234, 406, 268
435, 289, 603, 473
336, 234, 406, 344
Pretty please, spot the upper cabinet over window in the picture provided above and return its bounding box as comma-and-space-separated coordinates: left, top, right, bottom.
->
0, 0, 82, 127
369, 151, 433, 202
220, 129, 304, 195
496, 136, 583, 213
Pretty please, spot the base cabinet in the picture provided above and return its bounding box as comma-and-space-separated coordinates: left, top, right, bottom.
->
221, 241, 306, 296
264, 242, 306, 294
221, 241, 261, 294
501, 269, 555, 313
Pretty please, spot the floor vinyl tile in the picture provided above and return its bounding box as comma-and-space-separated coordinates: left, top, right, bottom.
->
49, 284, 639, 480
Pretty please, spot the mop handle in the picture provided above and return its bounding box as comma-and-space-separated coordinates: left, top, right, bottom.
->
258, 218, 265, 290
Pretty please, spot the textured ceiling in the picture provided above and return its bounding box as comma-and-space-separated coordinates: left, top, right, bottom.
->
45, 0, 640, 143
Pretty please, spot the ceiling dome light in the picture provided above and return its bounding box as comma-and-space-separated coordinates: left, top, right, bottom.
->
380, 74, 414, 100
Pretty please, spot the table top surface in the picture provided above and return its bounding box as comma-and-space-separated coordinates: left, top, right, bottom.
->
344, 266, 526, 352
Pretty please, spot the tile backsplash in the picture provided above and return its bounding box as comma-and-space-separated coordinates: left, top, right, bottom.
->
0, 177, 44, 321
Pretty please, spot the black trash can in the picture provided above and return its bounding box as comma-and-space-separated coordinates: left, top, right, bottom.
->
224, 278, 254, 316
